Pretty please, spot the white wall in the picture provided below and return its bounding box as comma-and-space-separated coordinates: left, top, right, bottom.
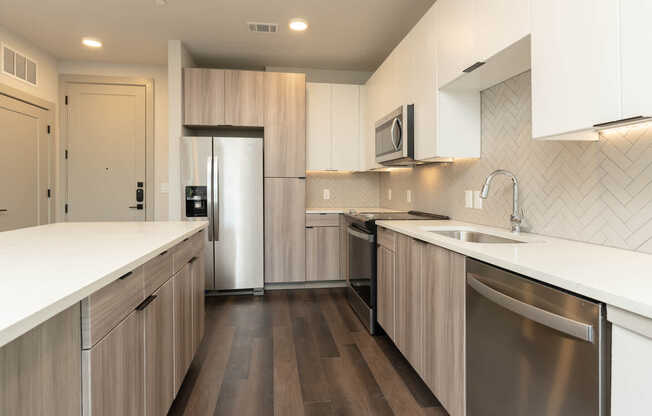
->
0, 25, 58, 103
57, 61, 169, 220
168, 40, 195, 220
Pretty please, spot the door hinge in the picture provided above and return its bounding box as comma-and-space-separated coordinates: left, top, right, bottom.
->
65, 95, 68, 105
65, 150, 68, 159
47, 125, 51, 134
65, 203, 69, 214
47, 189, 51, 198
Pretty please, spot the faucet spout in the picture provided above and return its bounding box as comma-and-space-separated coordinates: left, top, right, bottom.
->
480, 169, 522, 233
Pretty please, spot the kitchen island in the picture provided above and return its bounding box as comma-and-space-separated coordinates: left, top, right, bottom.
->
0, 221, 207, 416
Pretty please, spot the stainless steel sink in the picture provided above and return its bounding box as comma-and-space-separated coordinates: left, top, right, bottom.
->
429, 230, 526, 244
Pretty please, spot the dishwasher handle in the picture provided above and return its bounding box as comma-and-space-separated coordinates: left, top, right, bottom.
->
467, 274, 594, 343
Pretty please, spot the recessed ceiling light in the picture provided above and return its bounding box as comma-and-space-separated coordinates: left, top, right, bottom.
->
82, 38, 102, 48
289, 18, 308, 31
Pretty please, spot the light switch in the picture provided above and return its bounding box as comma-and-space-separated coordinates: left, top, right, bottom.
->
474, 190, 483, 209
406, 190, 412, 203
388, 189, 392, 201
323, 189, 330, 200
160, 182, 169, 194
465, 190, 473, 208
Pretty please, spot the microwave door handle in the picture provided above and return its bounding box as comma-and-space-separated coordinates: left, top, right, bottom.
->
467, 274, 594, 343
390, 118, 401, 151
206, 156, 213, 242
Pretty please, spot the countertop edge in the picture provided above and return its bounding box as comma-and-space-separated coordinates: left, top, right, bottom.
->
0, 222, 208, 348
376, 220, 652, 322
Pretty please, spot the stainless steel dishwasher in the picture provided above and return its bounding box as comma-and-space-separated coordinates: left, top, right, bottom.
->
466, 259, 609, 416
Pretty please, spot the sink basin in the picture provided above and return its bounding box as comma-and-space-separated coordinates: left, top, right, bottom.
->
429, 230, 526, 244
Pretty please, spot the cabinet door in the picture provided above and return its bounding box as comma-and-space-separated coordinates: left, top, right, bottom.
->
173, 264, 194, 392
190, 254, 205, 349
531, 0, 620, 139
395, 236, 424, 375
307, 82, 332, 171
306, 226, 340, 281
331, 84, 360, 171
224, 70, 264, 127
144, 278, 174, 416
422, 244, 466, 416
473, 0, 530, 61
339, 215, 351, 280
264, 178, 306, 283
377, 245, 395, 339
84, 309, 144, 416
436, 0, 476, 88
621, 0, 652, 119
183, 68, 225, 126
264, 72, 306, 177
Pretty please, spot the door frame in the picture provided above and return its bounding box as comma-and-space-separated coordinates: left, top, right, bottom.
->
0, 81, 56, 223
59, 75, 155, 221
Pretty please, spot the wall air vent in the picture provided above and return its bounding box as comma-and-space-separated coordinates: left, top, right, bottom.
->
1, 44, 37, 86
248, 22, 278, 33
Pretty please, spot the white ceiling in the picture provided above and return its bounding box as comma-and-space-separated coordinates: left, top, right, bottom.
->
0, 0, 436, 71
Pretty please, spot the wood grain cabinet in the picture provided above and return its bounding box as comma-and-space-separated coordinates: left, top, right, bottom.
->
306, 226, 340, 281
173, 263, 194, 392
184, 68, 225, 126
0, 305, 81, 416
263, 72, 306, 178
264, 178, 306, 283
224, 70, 264, 127
190, 254, 205, 349
83, 309, 145, 416
144, 278, 175, 416
377, 245, 396, 339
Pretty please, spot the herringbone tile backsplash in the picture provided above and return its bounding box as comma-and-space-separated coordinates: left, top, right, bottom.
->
307, 172, 381, 208
380, 70, 652, 254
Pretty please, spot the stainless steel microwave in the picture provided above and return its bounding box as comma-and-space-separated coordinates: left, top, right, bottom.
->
375, 104, 415, 166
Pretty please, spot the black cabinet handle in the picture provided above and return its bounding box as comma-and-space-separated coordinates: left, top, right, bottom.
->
189, 256, 198, 264
463, 61, 486, 73
159, 250, 168, 256
119, 271, 133, 280
136, 295, 157, 311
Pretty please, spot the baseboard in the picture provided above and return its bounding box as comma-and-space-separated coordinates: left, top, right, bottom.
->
264, 280, 348, 290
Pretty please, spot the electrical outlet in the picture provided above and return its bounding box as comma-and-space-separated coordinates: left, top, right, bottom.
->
474, 190, 483, 209
323, 189, 330, 200
465, 190, 473, 208
388, 189, 392, 201
406, 190, 412, 203
160, 182, 169, 193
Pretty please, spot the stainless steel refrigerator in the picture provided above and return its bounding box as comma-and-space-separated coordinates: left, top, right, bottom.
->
180, 137, 264, 291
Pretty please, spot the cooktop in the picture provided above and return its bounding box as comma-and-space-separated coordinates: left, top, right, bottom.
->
346, 210, 449, 225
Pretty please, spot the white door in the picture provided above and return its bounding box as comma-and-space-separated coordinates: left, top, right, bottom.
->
65, 82, 146, 221
0, 94, 51, 231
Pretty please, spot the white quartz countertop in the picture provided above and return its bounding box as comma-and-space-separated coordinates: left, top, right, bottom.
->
306, 207, 403, 214
376, 220, 652, 321
0, 221, 208, 347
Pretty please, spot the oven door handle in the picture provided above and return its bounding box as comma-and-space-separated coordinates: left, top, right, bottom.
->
348, 226, 376, 242
467, 274, 594, 343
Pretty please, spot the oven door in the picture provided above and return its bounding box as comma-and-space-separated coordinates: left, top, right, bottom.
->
347, 223, 377, 333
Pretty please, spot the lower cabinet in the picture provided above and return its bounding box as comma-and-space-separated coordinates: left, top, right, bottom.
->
190, 254, 206, 351
306, 226, 341, 281
83, 309, 145, 416
144, 278, 175, 416
173, 263, 194, 392
377, 245, 396, 339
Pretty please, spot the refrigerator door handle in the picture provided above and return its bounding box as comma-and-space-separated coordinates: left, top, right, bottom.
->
206, 156, 213, 242
213, 155, 220, 241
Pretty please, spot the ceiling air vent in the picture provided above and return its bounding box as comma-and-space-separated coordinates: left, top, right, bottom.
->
248, 22, 278, 33
2, 44, 37, 86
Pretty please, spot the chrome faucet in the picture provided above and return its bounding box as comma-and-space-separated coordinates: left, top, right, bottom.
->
480, 169, 523, 233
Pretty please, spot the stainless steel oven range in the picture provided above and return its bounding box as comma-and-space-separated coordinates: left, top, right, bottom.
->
345, 210, 449, 334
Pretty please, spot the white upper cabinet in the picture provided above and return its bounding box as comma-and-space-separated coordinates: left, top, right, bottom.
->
620, 0, 652, 119
306, 82, 360, 171
331, 84, 360, 171
306, 83, 332, 170
473, 0, 531, 62
531, 0, 620, 140
436, 0, 476, 88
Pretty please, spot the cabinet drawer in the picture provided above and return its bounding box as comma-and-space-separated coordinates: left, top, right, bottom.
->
378, 227, 396, 251
81, 266, 145, 349
190, 229, 206, 254
306, 213, 340, 227
172, 236, 194, 274
144, 249, 172, 295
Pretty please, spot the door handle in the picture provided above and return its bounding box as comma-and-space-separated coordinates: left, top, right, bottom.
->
0, 209, 7, 212
129, 204, 144, 210
206, 157, 214, 241
467, 274, 594, 342
135, 295, 157, 311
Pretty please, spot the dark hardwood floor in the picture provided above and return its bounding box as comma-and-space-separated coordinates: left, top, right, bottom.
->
168, 288, 448, 416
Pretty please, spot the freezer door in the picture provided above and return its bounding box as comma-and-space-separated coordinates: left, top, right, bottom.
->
213, 137, 264, 290
180, 137, 214, 289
